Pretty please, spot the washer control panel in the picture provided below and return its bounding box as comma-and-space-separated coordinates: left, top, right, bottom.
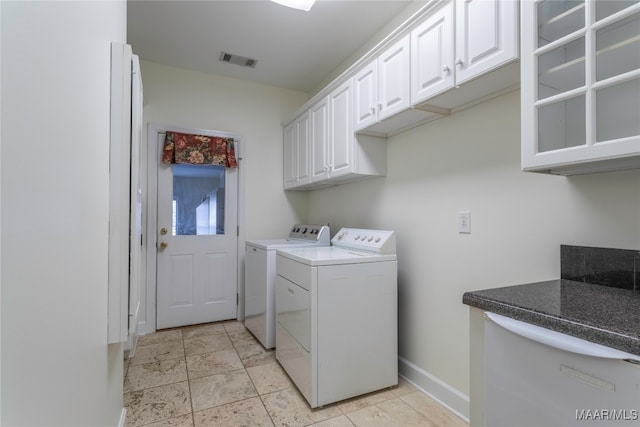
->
288, 224, 331, 243
331, 228, 396, 254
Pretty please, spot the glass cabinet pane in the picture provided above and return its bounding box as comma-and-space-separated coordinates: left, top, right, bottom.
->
538, 95, 586, 152
596, 13, 640, 82
538, 37, 586, 99
596, 78, 640, 142
537, 0, 585, 48
596, 0, 637, 21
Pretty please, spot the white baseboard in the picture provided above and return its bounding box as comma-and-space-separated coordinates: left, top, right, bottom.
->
137, 320, 147, 335
398, 356, 470, 423
124, 319, 147, 359
118, 408, 126, 427
124, 333, 139, 359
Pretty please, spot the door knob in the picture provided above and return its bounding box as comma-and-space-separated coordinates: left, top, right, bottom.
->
159, 241, 168, 250
160, 227, 168, 235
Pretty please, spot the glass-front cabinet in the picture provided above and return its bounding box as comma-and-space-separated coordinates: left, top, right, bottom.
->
521, 0, 640, 174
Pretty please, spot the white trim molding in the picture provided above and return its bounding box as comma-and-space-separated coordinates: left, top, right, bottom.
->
398, 356, 470, 423
118, 408, 126, 427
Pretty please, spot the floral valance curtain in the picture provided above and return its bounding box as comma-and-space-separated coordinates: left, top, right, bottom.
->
161, 131, 238, 168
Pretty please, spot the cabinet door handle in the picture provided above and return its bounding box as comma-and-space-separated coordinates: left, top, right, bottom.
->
455, 58, 464, 67
442, 65, 450, 73
486, 312, 640, 361
370, 106, 375, 114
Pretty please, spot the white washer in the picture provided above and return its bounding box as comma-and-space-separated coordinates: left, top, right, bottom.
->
275, 228, 398, 408
244, 224, 330, 349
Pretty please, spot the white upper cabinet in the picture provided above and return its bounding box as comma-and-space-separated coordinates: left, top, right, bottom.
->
328, 79, 387, 185
283, 112, 310, 189
328, 80, 355, 178
455, 0, 518, 85
283, 0, 523, 189
354, 60, 379, 131
412, 0, 518, 107
286, 79, 387, 190
283, 121, 296, 189
296, 114, 310, 186
411, 2, 454, 103
354, 35, 411, 132
378, 35, 412, 121
310, 96, 330, 182
355, 35, 426, 134
309, 80, 358, 183
521, 0, 640, 174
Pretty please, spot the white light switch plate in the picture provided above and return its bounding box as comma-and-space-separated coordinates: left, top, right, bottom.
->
458, 211, 471, 234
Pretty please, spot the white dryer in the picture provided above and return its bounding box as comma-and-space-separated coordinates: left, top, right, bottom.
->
275, 228, 398, 408
244, 224, 330, 349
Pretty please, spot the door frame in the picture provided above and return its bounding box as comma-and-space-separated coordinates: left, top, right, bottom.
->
145, 122, 246, 334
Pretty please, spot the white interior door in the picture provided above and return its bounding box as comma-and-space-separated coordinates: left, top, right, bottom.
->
156, 133, 238, 329
128, 54, 143, 339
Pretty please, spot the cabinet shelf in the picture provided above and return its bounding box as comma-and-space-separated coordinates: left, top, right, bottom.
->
538, 32, 639, 98
538, 56, 584, 95
538, 2, 585, 47
596, 12, 640, 80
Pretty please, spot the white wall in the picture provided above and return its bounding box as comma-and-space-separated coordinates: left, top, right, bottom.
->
1, 1, 127, 425
138, 61, 309, 328
0, 1, 3, 420
307, 90, 640, 406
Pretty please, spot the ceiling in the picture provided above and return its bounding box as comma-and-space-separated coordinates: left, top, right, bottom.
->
127, 0, 414, 93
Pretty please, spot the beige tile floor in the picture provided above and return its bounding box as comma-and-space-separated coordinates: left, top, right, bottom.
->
124, 320, 468, 427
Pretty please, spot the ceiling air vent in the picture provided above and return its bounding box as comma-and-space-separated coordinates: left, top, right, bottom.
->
219, 51, 258, 69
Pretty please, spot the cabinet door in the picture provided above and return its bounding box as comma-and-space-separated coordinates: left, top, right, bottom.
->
310, 97, 329, 182
283, 122, 297, 189
296, 113, 310, 186
329, 79, 354, 178
454, 0, 518, 85
411, 2, 454, 104
353, 61, 378, 131
378, 34, 411, 121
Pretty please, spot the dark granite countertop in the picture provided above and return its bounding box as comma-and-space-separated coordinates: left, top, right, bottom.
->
463, 279, 640, 356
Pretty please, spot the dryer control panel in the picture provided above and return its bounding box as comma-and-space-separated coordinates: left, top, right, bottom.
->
331, 228, 396, 254
288, 224, 330, 243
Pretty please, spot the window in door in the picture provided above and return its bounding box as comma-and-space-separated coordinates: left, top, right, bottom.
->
172, 164, 226, 236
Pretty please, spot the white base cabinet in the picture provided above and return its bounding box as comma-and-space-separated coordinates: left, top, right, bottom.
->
521, 0, 640, 174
